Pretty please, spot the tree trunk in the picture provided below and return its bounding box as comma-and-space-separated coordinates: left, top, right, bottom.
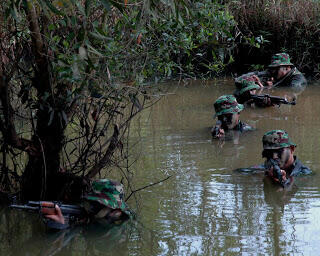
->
21, 108, 65, 200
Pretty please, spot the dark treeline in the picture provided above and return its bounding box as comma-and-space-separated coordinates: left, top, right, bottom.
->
230, 0, 320, 78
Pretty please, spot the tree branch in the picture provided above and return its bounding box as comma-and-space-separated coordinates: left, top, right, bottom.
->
125, 175, 172, 202
25, 1, 44, 66
85, 124, 121, 179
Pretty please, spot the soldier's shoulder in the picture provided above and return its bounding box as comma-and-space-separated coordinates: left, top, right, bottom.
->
291, 157, 312, 176
238, 121, 255, 132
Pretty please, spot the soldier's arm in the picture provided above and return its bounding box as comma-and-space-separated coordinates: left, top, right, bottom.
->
290, 74, 307, 88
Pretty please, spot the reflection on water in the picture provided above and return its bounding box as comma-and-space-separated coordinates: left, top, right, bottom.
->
1, 79, 320, 255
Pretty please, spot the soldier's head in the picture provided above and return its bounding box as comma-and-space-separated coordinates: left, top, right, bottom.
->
262, 130, 296, 170
268, 53, 294, 80
83, 179, 131, 220
234, 77, 261, 103
214, 95, 244, 130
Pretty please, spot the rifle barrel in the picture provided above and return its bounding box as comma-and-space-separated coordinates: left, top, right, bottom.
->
251, 94, 296, 105
10, 202, 84, 216
10, 204, 39, 211
28, 201, 82, 210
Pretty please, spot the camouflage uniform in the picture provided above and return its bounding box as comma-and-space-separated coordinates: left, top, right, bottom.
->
236, 53, 307, 89
213, 95, 253, 133
262, 130, 311, 176
83, 179, 132, 218
46, 179, 132, 230
233, 77, 261, 104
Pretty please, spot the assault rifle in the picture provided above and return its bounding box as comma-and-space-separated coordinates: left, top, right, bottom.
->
251, 94, 296, 106
10, 201, 85, 218
264, 159, 291, 187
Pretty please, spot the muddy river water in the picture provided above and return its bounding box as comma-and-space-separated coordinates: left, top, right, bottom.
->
1, 79, 320, 255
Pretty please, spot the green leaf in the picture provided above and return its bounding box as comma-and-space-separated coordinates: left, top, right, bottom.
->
75, 0, 86, 15
66, 32, 76, 42
100, 0, 124, 13
48, 110, 55, 126
10, 3, 19, 22
85, 0, 92, 16
63, 40, 69, 47
89, 31, 109, 40
100, 0, 111, 12
86, 42, 104, 57
43, 0, 64, 15
48, 24, 55, 31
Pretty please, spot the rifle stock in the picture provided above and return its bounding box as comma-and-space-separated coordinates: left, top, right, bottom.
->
10, 201, 84, 217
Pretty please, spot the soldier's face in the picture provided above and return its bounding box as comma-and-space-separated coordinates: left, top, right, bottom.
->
263, 146, 294, 170
250, 89, 256, 95
276, 66, 291, 79
219, 113, 239, 130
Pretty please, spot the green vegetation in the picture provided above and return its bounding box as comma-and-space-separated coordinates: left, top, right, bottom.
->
230, 0, 320, 76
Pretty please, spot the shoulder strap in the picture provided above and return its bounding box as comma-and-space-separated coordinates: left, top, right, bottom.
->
272, 67, 296, 87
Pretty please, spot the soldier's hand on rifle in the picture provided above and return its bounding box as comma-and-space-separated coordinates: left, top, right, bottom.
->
263, 96, 274, 107
42, 204, 65, 224
251, 75, 264, 88
211, 126, 225, 138
266, 166, 287, 184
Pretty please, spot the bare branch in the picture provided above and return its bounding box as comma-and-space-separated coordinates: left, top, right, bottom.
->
85, 124, 121, 179
125, 175, 172, 202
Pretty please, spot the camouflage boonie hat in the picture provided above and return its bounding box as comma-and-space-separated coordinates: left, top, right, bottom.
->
262, 130, 296, 149
235, 77, 260, 95
268, 53, 293, 67
214, 95, 244, 117
84, 179, 129, 214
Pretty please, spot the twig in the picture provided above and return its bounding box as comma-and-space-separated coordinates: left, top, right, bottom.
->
125, 175, 172, 202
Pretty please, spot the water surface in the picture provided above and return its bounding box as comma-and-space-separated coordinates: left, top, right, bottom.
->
1, 79, 320, 256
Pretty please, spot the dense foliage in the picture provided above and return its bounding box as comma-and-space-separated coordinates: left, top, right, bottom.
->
0, 0, 160, 200
230, 0, 320, 77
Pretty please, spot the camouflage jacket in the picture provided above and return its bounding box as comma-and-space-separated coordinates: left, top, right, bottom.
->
236, 67, 307, 89
255, 156, 311, 177
46, 179, 132, 230
211, 120, 253, 138
234, 120, 254, 132
284, 156, 312, 177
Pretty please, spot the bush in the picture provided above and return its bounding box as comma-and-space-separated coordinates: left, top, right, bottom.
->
229, 0, 320, 77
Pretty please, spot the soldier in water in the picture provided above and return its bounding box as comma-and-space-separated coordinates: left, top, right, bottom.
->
236, 53, 307, 89
44, 179, 132, 230
211, 95, 254, 138
261, 130, 311, 187
233, 77, 296, 107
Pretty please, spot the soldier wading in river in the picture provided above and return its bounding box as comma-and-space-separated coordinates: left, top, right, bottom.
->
233, 77, 276, 107
261, 130, 312, 187
211, 95, 254, 138
236, 53, 307, 89
44, 179, 132, 230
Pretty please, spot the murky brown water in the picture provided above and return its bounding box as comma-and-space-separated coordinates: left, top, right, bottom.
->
1, 79, 320, 255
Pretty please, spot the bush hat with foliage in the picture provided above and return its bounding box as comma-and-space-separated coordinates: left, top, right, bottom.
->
235, 77, 260, 95
262, 130, 296, 149
268, 53, 294, 67
84, 179, 131, 216
214, 95, 244, 117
